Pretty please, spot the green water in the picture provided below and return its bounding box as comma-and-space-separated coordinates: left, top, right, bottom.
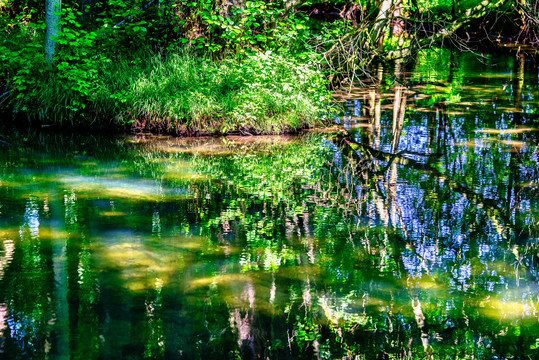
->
1, 50, 539, 359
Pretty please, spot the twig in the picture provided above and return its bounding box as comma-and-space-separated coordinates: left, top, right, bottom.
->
0, 90, 11, 100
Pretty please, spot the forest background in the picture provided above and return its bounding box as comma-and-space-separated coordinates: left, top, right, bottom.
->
0, 0, 537, 135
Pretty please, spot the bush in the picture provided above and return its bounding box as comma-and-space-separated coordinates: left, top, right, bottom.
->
2, 45, 332, 134
0, 0, 335, 133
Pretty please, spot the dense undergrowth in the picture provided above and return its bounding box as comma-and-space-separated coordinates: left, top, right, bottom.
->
1, 45, 331, 134
0, 1, 337, 134
0, 0, 537, 134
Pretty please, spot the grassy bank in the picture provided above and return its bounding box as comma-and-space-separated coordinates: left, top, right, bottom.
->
1, 49, 332, 135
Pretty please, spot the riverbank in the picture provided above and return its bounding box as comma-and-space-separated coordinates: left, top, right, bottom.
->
2, 0, 535, 136
0, 50, 333, 135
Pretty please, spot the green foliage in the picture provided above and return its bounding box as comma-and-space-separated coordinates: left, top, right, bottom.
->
116, 50, 331, 133
173, 0, 313, 55
52, 9, 108, 118
0, 20, 45, 102
0, 0, 533, 131
0, 0, 335, 132
2, 47, 332, 132
192, 134, 328, 203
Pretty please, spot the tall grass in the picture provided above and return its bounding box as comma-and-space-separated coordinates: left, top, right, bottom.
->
3, 50, 332, 134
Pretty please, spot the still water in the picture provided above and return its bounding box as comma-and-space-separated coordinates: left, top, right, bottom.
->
1, 50, 539, 359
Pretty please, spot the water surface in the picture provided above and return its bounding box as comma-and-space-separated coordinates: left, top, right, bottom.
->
1, 50, 539, 359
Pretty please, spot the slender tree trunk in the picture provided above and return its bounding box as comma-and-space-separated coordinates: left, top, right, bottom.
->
45, 0, 62, 65
392, 0, 404, 37
372, 0, 394, 50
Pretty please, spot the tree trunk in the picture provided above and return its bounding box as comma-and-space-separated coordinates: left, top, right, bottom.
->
372, 0, 394, 50
45, 0, 62, 65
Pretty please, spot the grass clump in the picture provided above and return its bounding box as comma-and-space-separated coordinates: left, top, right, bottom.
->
3, 49, 332, 135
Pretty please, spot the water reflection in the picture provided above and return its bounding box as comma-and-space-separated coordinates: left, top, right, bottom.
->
327, 49, 539, 357
1, 50, 539, 359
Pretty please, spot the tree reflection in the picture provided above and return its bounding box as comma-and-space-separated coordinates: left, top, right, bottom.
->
0, 51, 539, 359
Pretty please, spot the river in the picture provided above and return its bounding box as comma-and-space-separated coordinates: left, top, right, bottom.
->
0, 49, 538, 359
